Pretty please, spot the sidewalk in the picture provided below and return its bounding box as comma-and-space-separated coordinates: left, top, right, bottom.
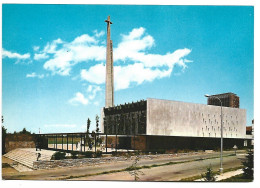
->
195, 169, 243, 181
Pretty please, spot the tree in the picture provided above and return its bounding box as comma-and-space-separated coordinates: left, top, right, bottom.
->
19, 127, 31, 134
242, 148, 254, 180
95, 115, 102, 145
95, 115, 99, 133
86, 118, 91, 145
201, 165, 216, 181
87, 118, 91, 134
127, 154, 144, 181
2, 125, 7, 154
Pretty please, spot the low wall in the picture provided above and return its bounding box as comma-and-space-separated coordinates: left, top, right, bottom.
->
33, 154, 181, 170
5, 134, 36, 153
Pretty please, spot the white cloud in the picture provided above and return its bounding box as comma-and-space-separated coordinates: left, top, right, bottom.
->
26, 72, 44, 79
2, 48, 30, 59
34, 53, 49, 60
41, 36, 105, 76
33, 46, 40, 51
35, 27, 192, 91
43, 38, 63, 54
44, 124, 76, 128
71, 34, 96, 44
114, 63, 172, 90
93, 101, 100, 106
114, 28, 154, 61
80, 63, 106, 84
43, 50, 74, 76
87, 85, 93, 92
94, 30, 105, 38
69, 92, 89, 105
80, 28, 191, 90
87, 85, 101, 100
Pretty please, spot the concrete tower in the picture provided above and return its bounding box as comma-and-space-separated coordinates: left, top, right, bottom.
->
105, 16, 114, 108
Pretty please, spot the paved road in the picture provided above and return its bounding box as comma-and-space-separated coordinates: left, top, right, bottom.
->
76, 154, 243, 181
3, 150, 245, 181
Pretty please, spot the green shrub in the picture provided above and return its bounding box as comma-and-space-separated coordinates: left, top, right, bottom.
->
84, 151, 93, 158
201, 165, 216, 181
71, 151, 78, 159
242, 148, 254, 180
112, 151, 117, 156
96, 150, 102, 157
157, 149, 166, 154
51, 151, 66, 160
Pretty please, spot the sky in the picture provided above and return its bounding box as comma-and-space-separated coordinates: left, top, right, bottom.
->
2, 5, 254, 133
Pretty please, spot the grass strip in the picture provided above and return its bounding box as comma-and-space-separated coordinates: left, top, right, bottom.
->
60, 153, 236, 180
220, 173, 253, 182
180, 165, 243, 182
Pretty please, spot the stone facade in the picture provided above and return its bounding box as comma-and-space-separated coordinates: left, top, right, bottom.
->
101, 98, 247, 139
147, 98, 246, 138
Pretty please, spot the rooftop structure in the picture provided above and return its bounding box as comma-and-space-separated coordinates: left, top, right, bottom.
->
207, 92, 239, 108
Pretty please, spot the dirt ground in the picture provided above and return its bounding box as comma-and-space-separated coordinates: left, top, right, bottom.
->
2, 156, 18, 175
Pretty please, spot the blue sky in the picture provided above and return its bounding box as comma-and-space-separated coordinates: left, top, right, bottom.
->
2, 5, 254, 133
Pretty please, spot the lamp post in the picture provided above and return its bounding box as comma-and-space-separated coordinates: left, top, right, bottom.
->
205, 94, 223, 173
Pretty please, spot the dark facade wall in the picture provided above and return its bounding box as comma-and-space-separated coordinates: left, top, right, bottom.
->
103, 100, 147, 135
5, 134, 36, 153
131, 136, 146, 150
146, 136, 246, 150
105, 136, 147, 150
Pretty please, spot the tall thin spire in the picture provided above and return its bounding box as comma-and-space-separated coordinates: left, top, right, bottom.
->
105, 16, 114, 108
